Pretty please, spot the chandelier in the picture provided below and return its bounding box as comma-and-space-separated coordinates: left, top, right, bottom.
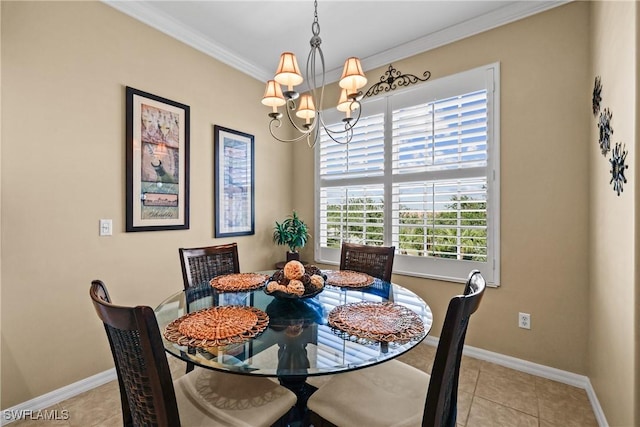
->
261, 0, 367, 147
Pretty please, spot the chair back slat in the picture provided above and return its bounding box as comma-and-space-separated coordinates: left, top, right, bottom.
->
90, 280, 181, 427
422, 270, 486, 427
179, 243, 240, 289
340, 242, 395, 282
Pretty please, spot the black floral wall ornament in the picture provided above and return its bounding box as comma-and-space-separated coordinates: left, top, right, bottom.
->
592, 76, 602, 117
363, 64, 431, 98
598, 107, 613, 156
609, 142, 628, 196
593, 75, 631, 196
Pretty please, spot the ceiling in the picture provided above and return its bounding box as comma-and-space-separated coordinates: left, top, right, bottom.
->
104, 1, 567, 85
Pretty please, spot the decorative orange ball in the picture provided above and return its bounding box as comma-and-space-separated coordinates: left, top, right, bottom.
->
287, 279, 305, 296
283, 260, 305, 280
310, 274, 324, 290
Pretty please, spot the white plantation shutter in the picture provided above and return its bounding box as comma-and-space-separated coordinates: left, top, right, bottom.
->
392, 178, 487, 260
319, 113, 385, 179
319, 184, 385, 248
392, 90, 488, 173
316, 64, 500, 285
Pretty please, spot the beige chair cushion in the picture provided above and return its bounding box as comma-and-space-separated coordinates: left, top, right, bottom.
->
305, 374, 333, 388
174, 367, 297, 427
307, 360, 430, 427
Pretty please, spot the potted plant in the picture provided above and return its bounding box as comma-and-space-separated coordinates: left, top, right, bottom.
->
273, 211, 311, 261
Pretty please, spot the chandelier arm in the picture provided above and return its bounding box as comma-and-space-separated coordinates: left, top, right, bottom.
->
306, 130, 319, 148
316, 100, 362, 135
268, 118, 315, 144
306, 41, 355, 145
267, 97, 316, 144
319, 128, 352, 145
282, 98, 318, 134
311, 45, 326, 111
315, 112, 354, 145
305, 44, 325, 124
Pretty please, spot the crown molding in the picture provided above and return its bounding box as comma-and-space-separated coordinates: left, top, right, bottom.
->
357, 1, 569, 79
102, 0, 270, 82
103, 1, 569, 85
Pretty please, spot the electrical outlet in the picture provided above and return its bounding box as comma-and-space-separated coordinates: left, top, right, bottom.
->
518, 312, 531, 330
99, 219, 113, 236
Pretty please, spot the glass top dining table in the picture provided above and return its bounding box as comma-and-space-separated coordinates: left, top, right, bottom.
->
154, 270, 433, 384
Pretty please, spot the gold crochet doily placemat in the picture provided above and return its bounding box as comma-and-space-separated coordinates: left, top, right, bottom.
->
325, 270, 375, 288
328, 302, 425, 343
210, 273, 269, 292
164, 306, 269, 347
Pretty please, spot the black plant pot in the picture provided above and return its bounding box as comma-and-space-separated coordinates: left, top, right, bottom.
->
286, 251, 300, 262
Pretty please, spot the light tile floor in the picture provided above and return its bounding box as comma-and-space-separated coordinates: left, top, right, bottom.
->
9, 343, 597, 426
396, 344, 598, 427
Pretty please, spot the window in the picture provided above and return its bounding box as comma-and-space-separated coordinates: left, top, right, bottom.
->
315, 64, 500, 286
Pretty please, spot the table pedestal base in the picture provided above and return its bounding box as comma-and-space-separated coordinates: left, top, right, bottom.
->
279, 377, 317, 426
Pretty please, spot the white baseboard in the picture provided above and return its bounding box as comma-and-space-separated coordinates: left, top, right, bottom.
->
423, 336, 608, 427
2, 343, 609, 427
1, 369, 117, 426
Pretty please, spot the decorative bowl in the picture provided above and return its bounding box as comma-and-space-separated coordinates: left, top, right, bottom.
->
264, 286, 323, 300
263, 262, 326, 300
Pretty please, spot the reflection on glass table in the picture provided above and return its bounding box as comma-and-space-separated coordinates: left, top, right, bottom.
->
154, 271, 433, 420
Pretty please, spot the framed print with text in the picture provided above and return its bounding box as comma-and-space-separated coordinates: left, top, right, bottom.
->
214, 125, 255, 237
126, 86, 190, 231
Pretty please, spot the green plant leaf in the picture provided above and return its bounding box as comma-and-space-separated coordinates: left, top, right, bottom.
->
272, 211, 311, 253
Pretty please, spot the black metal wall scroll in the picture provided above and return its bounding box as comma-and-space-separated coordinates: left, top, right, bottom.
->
363, 64, 431, 98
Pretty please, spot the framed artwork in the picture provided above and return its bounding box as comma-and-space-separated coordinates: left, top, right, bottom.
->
126, 87, 190, 231
214, 125, 255, 237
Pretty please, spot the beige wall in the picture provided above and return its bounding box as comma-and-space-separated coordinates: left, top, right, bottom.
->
0, 0, 3, 408
2, 1, 636, 423
589, 2, 638, 425
637, 5, 640, 422
298, 1, 592, 372
1, 1, 294, 407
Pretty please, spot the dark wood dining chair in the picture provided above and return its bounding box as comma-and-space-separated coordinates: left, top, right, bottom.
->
178, 243, 241, 373
89, 279, 296, 427
178, 243, 240, 290
307, 270, 486, 427
306, 242, 396, 391
339, 242, 395, 282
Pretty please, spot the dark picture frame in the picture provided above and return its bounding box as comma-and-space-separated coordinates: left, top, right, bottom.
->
214, 125, 255, 237
126, 87, 190, 231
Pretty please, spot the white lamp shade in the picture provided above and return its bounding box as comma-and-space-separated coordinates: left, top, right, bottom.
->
261, 80, 286, 108
337, 89, 360, 112
295, 94, 316, 120
339, 57, 367, 91
274, 52, 304, 88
